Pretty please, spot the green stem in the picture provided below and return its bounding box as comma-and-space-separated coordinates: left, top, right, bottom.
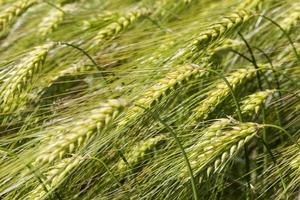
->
261, 106, 268, 182
238, 32, 263, 91
255, 136, 288, 199
256, 14, 300, 61
254, 46, 284, 131
58, 42, 107, 84
243, 145, 251, 200
88, 156, 122, 187
58, 42, 103, 71
237, 33, 265, 199
230, 49, 253, 63
205, 68, 243, 122
43, 1, 66, 14
263, 124, 300, 150
137, 105, 199, 200
254, 47, 281, 93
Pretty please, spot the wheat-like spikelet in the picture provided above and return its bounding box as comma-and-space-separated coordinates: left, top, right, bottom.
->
279, 3, 300, 32
33, 6, 152, 93
179, 121, 261, 182
82, 11, 119, 30
91, 6, 152, 46
116, 135, 166, 177
37, 4, 75, 38
266, 142, 300, 199
35, 98, 127, 164
38, 9, 64, 37
0, 42, 55, 112
192, 68, 257, 121
33, 5, 254, 105
118, 88, 272, 182
212, 39, 243, 52
288, 150, 300, 172
0, 0, 37, 32
120, 64, 207, 125
53, 60, 91, 79
239, 89, 275, 115
40, 46, 203, 106
281, 134, 300, 173
36, 0, 80, 37
201, 39, 244, 64
135, 65, 205, 109
163, 1, 261, 65
28, 156, 82, 200
184, 10, 253, 61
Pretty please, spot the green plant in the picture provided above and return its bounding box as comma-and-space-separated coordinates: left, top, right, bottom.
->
0, 0, 299, 199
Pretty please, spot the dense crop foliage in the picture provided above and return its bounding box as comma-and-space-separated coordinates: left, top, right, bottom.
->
0, 0, 299, 199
